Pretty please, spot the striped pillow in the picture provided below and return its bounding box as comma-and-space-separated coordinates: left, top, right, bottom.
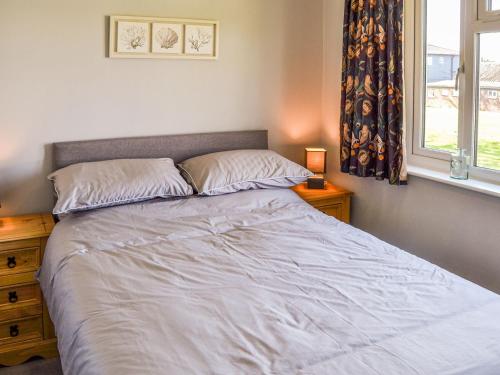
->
178, 150, 312, 196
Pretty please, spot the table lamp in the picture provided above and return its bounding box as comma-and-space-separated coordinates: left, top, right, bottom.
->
305, 148, 327, 189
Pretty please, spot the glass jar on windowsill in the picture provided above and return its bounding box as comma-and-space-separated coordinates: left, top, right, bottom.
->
450, 149, 470, 180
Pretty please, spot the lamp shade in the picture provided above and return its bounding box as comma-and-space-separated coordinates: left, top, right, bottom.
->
305, 148, 327, 174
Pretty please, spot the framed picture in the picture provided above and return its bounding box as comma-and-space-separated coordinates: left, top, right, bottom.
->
109, 16, 219, 60
185, 24, 216, 56
152, 23, 183, 55
116, 21, 150, 54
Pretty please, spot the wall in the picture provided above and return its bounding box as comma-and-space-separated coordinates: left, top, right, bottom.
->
2, 0, 499, 293
323, 0, 500, 293
0, 0, 324, 215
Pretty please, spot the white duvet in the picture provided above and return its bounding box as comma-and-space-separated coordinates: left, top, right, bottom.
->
39, 189, 500, 375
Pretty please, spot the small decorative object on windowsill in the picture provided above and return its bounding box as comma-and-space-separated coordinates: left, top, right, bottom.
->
305, 148, 327, 189
450, 149, 470, 180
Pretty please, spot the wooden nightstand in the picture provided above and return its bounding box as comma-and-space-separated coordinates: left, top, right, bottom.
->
292, 182, 352, 224
0, 214, 58, 366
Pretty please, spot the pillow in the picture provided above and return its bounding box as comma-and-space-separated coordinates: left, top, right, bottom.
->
178, 150, 313, 196
49, 158, 193, 215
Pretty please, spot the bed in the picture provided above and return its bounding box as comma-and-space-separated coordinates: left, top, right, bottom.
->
39, 131, 500, 374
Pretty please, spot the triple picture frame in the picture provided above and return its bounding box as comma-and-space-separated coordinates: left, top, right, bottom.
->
109, 15, 219, 60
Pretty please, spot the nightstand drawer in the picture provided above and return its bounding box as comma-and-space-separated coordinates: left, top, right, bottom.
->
0, 284, 41, 310
0, 305, 43, 323
0, 272, 37, 288
0, 316, 43, 345
291, 182, 352, 224
0, 248, 40, 276
316, 204, 342, 219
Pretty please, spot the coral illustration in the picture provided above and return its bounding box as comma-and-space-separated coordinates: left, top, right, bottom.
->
120, 24, 146, 50
188, 28, 211, 52
155, 27, 179, 49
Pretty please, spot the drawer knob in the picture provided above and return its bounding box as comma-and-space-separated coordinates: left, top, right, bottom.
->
7, 256, 16, 269
9, 324, 19, 338
8, 291, 18, 303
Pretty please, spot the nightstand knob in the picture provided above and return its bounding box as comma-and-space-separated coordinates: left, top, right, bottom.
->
9, 325, 19, 337
7, 256, 16, 269
8, 291, 18, 303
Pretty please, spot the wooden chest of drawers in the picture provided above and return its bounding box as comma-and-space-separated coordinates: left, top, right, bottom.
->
291, 181, 352, 224
0, 214, 58, 366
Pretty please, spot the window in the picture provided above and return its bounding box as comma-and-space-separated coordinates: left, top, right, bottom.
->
428, 89, 435, 97
419, 0, 460, 153
410, 0, 500, 183
479, 0, 500, 19
477, 33, 500, 170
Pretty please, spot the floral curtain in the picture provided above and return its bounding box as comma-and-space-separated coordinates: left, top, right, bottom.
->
340, 0, 407, 185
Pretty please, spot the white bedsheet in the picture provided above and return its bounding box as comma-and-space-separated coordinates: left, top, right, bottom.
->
39, 189, 500, 375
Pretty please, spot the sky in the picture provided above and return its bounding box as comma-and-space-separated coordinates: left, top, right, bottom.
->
427, 0, 500, 63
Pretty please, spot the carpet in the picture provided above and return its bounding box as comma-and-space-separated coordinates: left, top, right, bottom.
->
0, 358, 62, 375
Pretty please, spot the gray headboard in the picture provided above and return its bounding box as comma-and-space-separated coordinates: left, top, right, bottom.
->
52, 130, 268, 171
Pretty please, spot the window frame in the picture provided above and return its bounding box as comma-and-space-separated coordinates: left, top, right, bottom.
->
407, 0, 500, 184
478, 0, 500, 20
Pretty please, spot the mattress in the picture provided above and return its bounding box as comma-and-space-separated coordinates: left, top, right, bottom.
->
39, 189, 500, 375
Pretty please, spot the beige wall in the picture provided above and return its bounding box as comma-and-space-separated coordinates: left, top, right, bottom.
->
322, 0, 500, 293
2, 0, 499, 293
0, 0, 324, 215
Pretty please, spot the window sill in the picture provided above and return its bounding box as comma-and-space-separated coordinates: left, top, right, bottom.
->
407, 165, 500, 198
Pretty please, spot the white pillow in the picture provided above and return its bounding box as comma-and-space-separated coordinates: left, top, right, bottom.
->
178, 150, 312, 196
49, 158, 193, 215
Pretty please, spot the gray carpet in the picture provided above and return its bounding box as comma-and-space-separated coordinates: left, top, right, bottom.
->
0, 358, 62, 375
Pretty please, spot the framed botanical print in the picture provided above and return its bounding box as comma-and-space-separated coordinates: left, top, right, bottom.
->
116, 21, 150, 54
109, 16, 219, 60
185, 24, 216, 56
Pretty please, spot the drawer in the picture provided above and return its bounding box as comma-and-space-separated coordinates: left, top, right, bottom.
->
0, 239, 40, 253
0, 316, 43, 345
0, 283, 41, 310
316, 204, 342, 220
0, 272, 37, 288
0, 248, 40, 276
310, 196, 344, 208
0, 304, 42, 323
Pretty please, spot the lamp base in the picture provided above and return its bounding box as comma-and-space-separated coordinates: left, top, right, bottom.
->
307, 176, 325, 189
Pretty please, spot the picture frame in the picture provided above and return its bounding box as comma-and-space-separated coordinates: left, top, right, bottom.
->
152, 22, 184, 55
109, 16, 219, 60
185, 24, 216, 56
116, 21, 150, 54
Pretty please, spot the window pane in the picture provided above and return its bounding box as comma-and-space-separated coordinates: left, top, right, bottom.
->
491, 0, 500, 11
476, 33, 500, 171
423, 0, 460, 152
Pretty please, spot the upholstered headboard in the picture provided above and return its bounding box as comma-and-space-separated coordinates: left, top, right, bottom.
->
52, 130, 268, 171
